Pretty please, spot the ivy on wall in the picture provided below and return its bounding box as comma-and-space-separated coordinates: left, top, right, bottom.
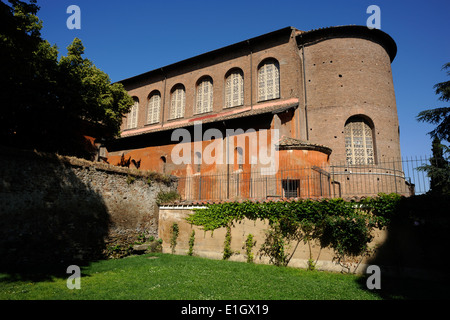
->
186, 193, 403, 269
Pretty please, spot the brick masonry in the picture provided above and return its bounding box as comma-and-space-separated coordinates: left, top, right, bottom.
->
109, 25, 401, 170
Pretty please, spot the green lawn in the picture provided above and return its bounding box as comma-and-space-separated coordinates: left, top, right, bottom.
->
0, 253, 446, 300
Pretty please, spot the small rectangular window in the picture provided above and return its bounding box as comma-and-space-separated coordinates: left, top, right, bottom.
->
282, 179, 300, 198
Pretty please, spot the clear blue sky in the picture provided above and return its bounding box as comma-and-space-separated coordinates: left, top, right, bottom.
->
35, 0, 450, 158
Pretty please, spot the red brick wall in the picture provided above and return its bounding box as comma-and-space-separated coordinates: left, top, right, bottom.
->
302, 37, 401, 164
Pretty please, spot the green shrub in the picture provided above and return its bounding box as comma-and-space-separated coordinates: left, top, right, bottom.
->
187, 230, 195, 256
222, 225, 233, 260
156, 190, 181, 205
244, 234, 255, 263
170, 223, 179, 254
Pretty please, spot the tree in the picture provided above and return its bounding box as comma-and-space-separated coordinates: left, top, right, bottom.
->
417, 63, 450, 195
0, 0, 133, 158
57, 37, 134, 157
426, 137, 450, 195
417, 62, 450, 143
0, 0, 59, 149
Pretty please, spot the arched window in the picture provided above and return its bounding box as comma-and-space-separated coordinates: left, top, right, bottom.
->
258, 59, 280, 101
225, 69, 244, 108
127, 97, 139, 129
147, 91, 161, 124
344, 116, 375, 165
170, 84, 185, 119
195, 77, 213, 114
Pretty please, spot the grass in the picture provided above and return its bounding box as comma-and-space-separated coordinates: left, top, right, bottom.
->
0, 253, 447, 300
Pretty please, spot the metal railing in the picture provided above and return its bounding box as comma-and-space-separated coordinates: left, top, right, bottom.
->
175, 156, 432, 201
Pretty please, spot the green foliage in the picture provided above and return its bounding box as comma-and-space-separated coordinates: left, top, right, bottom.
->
156, 190, 181, 205
0, 1, 133, 158
417, 62, 450, 143
417, 137, 450, 195
259, 223, 289, 266
1, 254, 394, 300
244, 234, 255, 263
187, 230, 195, 256
126, 175, 136, 185
170, 223, 179, 254
223, 225, 233, 260
58, 38, 134, 140
416, 63, 450, 195
186, 194, 403, 268
360, 193, 402, 228
307, 258, 316, 271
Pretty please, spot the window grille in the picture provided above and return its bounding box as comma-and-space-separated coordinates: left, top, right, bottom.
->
170, 85, 185, 119
282, 179, 300, 198
127, 98, 139, 129
258, 59, 280, 101
225, 69, 244, 108
196, 78, 213, 114
147, 92, 161, 124
344, 118, 375, 165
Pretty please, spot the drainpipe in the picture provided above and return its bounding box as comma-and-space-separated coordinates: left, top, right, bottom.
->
247, 40, 253, 110
161, 67, 167, 126
223, 121, 230, 199
300, 39, 309, 140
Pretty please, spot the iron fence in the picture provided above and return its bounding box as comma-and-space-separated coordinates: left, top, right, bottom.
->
175, 156, 433, 201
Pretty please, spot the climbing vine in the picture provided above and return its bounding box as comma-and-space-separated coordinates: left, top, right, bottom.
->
187, 230, 195, 256
223, 225, 233, 260
170, 222, 179, 254
186, 193, 402, 269
244, 234, 256, 263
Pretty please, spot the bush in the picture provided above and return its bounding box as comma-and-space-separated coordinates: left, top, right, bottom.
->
187, 230, 195, 256
156, 191, 181, 205
170, 223, 179, 254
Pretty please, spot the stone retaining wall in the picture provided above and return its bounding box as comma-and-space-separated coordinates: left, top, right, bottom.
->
0, 147, 177, 272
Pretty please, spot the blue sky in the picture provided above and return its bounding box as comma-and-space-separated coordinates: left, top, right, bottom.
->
35, 0, 450, 157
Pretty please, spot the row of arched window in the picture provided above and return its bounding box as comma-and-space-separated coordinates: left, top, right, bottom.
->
125, 58, 281, 129
158, 116, 376, 167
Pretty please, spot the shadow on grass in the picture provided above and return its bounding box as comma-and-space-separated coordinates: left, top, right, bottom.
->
356, 194, 450, 300
356, 273, 450, 300
0, 150, 110, 282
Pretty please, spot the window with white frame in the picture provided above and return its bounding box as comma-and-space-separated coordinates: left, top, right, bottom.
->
225, 69, 244, 108
147, 92, 161, 124
127, 97, 139, 129
258, 59, 280, 101
170, 84, 185, 119
195, 77, 213, 114
344, 116, 375, 165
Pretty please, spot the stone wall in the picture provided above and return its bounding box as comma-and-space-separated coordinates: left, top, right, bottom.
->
0, 147, 177, 273
158, 206, 445, 280
158, 207, 387, 274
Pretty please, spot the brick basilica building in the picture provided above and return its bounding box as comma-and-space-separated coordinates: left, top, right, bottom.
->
105, 25, 407, 200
